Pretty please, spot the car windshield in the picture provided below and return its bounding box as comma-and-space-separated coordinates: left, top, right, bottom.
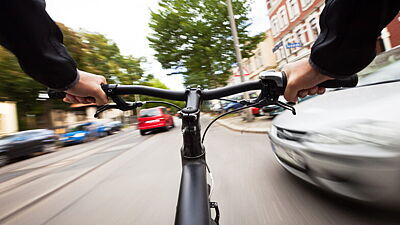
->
358, 61, 400, 86
0, 135, 14, 145
68, 125, 87, 132
139, 108, 161, 118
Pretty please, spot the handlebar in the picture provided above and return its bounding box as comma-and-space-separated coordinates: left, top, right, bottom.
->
48, 72, 358, 102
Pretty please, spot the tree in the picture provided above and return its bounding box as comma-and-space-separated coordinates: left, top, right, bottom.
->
0, 23, 148, 130
148, 0, 264, 89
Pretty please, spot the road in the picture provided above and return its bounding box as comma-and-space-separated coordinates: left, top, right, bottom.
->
0, 116, 398, 225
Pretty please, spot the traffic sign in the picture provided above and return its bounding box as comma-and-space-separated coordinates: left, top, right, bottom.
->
286, 42, 303, 48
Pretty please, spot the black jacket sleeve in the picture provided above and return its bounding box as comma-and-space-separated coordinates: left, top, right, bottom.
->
310, 0, 400, 79
0, 0, 79, 90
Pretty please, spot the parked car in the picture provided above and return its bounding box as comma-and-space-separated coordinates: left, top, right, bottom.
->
223, 102, 243, 111
59, 122, 107, 145
138, 106, 175, 135
269, 61, 400, 207
250, 107, 263, 116
0, 129, 57, 166
105, 121, 123, 134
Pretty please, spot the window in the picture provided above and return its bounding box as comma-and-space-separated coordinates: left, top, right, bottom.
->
277, 7, 289, 30
271, 16, 279, 36
294, 25, 307, 44
309, 17, 320, 41
286, 0, 300, 20
300, 0, 313, 9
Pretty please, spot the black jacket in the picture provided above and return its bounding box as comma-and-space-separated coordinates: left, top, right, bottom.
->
0, 0, 78, 90
310, 0, 400, 79
0, 0, 399, 87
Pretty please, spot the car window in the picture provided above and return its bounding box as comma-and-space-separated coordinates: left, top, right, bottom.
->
139, 108, 161, 118
0, 135, 14, 145
358, 61, 400, 86
69, 125, 88, 132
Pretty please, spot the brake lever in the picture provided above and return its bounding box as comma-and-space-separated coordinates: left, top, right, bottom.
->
94, 101, 145, 118
95, 104, 118, 118
276, 101, 296, 115
254, 71, 296, 115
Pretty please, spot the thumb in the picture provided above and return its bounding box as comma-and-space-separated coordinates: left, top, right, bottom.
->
93, 87, 108, 106
284, 82, 299, 103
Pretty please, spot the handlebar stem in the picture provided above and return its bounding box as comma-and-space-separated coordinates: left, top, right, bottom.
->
180, 88, 205, 159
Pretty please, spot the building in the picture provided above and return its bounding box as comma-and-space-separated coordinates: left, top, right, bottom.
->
0, 102, 18, 135
266, 0, 400, 69
230, 29, 277, 85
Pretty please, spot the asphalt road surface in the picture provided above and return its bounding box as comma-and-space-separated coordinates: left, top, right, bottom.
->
0, 116, 398, 225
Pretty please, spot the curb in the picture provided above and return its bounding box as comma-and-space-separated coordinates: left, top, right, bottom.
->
216, 119, 270, 134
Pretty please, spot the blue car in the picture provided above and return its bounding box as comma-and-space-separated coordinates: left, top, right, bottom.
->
223, 102, 243, 112
59, 122, 108, 145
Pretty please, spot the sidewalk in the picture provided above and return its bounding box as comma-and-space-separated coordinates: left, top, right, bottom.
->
215, 115, 272, 134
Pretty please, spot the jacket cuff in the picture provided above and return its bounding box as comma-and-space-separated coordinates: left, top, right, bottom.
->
51, 70, 80, 91
308, 58, 353, 80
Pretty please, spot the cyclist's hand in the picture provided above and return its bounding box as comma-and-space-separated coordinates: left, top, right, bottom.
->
283, 58, 332, 102
64, 70, 108, 106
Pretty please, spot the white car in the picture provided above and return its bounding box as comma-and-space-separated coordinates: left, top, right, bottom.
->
269, 61, 400, 207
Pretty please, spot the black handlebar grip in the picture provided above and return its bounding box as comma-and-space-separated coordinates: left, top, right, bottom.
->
47, 90, 66, 99
318, 75, 358, 88
281, 72, 358, 90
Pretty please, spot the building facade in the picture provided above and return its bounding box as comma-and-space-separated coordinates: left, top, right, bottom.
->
0, 102, 18, 135
266, 0, 400, 69
230, 29, 277, 85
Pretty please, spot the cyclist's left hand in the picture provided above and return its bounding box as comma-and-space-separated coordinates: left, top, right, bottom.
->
63, 70, 108, 106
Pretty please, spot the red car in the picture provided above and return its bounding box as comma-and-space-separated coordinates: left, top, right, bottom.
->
138, 107, 175, 135
250, 107, 264, 116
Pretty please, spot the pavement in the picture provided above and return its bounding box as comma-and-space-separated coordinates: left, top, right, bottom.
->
215, 114, 272, 134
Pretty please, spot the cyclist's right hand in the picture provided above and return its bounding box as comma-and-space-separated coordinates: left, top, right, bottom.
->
63, 70, 108, 106
283, 58, 333, 102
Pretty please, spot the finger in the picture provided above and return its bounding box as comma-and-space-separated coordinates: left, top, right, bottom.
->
63, 97, 72, 103
308, 86, 319, 95
76, 96, 90, 104
317, 87, 326, 95
65, 94, 80, 104
298, 89, 308, 98
284, 83, 299, 102
93, 87, 108, 106
86, 97, 96, 103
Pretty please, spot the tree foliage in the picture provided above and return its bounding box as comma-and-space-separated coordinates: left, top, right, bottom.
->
148, 0, 264, 89
0, 23, 148, 129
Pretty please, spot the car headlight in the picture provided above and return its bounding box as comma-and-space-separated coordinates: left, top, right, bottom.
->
303, 120, 400, 148
72, 133, 85, 138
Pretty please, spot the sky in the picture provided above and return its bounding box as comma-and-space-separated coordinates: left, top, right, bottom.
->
46, 0, 270, 90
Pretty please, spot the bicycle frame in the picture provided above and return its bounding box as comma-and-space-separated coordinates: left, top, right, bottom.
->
175, 89, 218, 225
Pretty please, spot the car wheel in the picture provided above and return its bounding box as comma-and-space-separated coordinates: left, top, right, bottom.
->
0, 154, 9, 167
140, 130, 146, 136
42, 143, 56, 153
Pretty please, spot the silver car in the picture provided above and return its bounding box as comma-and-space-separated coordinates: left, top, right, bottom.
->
269, 61, 400, 207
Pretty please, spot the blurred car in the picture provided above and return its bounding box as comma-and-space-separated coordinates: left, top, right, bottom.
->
269, 61, 400, 207
250, 107, 263, 116
105, 121, 123, 134
223, 102, 242, 112
138, 106, 175, 135
0, 129, 57, 166
59, 122, 107, 145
